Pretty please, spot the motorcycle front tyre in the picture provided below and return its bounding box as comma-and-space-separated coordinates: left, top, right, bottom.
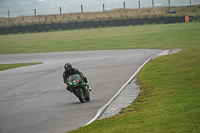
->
85, 93, 90, 101
75, 89, 85, 103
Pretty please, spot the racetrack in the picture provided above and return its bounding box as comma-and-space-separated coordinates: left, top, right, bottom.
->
0, 49, 161, 133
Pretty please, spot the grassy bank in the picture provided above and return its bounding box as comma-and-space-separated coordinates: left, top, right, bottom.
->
0, 62, 42, 71
0, 5, 200, 28
69, 47, 200, 133
0, 21, 199, 132
0, 22, 200, 54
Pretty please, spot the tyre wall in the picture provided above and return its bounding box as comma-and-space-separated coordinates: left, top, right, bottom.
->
93, 21, 101, 28
52, 23, 60, 31
36, 24, 44, 32
163, 17, 170, 24
0, 28, 3, 34
155, 17, 162, 24
85, 21, 93, 28
44, 24, 52, 31
11, 26, 20, 34
100, 20, 108, 27
139, 18, 147, 25
131, 18, 139, 25
69, 22, 77, 30
0, 16, 194, 35
123, 19, 131, 26
170, 16, 177, 23
77, 21, 85, 29
115, 19, 124, 26
108, 20, 116, 27
2, 27, 11, 34
147, 18, 154, 24
177, 16, 185, 23
60, 23, 68, 30
27, 25, 36, 33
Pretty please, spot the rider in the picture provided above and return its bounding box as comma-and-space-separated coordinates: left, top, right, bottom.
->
63, 63, 92, 92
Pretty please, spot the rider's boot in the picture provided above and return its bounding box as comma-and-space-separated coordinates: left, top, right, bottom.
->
86, 83, 92, 91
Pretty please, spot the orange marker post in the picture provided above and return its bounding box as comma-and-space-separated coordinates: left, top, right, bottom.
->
185, 16, 189, 22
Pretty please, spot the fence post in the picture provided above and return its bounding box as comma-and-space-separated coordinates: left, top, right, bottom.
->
152, 0, 154, 7
34, 9, 36, 17
168, 0, 170, 7
103, 4, 105, 11
124, 2, 125, 9
81, 5, 83, 13
190, 0, 191, 6
60, 7, 62, 14
138, 1, 140, 9
8, 10, 10, 18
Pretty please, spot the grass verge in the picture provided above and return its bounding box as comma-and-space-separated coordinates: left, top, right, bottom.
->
0, 22, 200, 54
68, 47, 200, 133
0, 21, 199, 132
0, 62, 42, 71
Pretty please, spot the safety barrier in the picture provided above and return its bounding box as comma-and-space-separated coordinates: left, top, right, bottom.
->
0, 16, 193, 35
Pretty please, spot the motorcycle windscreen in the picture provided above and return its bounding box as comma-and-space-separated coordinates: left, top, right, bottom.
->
69, 74, 79, 81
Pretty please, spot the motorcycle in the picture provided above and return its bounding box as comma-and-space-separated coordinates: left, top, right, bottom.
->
68, 74, 90, 103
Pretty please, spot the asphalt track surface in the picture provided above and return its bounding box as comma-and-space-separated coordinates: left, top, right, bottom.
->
0, 49, 161, 133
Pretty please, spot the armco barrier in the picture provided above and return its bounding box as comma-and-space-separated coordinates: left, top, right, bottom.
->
77, 21, 85, 29
147, 18, 155, 24
0, 16, 194, 35
139, 18, 147, 25
60, 23, 68, 30
36, 24, 44, 32
11, 26, 20, 34
93, 21, 101, 28
163, 16, 170, 24
85, 21, 93, 28
100, 20, 108, 27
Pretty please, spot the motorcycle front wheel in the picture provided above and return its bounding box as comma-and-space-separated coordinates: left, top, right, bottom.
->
75, 89, 85, 103
85, 93, 90, 101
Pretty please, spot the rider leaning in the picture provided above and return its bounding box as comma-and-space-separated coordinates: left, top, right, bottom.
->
63, 63, 92, 92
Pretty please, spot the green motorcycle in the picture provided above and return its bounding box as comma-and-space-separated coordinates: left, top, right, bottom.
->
68, 74, 90, 103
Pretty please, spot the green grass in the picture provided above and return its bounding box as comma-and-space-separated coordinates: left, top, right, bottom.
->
0, 62, 42, 71
69, 47, 200, 133
0, 22, 200, 132
0, 22, 200, 54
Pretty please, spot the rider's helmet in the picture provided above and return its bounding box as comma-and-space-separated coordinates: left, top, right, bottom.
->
64, 63, 72, 72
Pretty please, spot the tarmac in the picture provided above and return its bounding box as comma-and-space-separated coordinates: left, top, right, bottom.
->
99, 49, 182, 120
